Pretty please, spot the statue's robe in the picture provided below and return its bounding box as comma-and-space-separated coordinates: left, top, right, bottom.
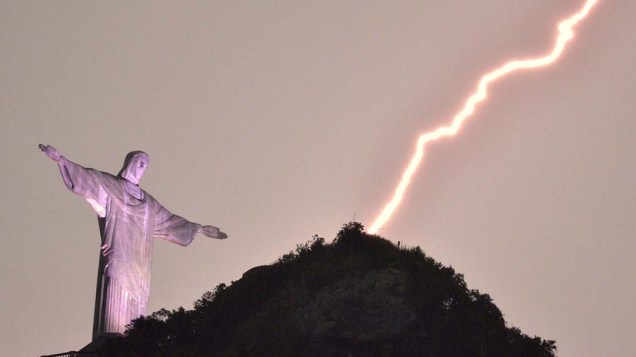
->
57, 158, 201, 338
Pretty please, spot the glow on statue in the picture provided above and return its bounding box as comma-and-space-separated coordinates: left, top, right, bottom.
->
38, 144, 228, 340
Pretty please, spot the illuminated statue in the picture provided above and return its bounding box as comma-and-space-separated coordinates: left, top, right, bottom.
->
38, 144, 228, 339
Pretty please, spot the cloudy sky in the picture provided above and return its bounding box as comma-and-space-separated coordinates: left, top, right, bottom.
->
1, 1, 634, 356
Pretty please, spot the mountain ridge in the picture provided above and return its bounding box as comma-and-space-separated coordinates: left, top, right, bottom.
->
102, 222, 556, 356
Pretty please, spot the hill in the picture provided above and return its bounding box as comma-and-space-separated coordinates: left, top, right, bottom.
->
101, 222, 556, 356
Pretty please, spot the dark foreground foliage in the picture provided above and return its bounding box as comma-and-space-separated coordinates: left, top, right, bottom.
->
101, 222, 556, 356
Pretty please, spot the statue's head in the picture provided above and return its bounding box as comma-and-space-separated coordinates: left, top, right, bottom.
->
118, 151, 150, 185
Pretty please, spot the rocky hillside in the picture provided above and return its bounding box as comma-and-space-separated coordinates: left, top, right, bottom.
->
101, 222, 556, 356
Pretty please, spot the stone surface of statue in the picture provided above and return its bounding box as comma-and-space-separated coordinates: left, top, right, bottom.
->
38, 145, 228, 340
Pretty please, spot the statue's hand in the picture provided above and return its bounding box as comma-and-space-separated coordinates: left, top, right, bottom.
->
199, 225, 228, 240
38, 144, 62, 162
101, 243, 113, 256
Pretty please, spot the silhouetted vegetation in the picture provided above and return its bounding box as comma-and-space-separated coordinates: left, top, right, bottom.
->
101, 222, 556, 356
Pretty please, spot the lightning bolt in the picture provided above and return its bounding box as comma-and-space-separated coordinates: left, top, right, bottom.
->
368, 0, 599, 234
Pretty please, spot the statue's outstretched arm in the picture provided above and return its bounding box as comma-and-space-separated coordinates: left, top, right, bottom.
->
198, 225, 229, 240
39, 144, 74, 189
39, 144, 62, 162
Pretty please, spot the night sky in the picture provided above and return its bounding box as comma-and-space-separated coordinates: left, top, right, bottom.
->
1, 1, 634, 356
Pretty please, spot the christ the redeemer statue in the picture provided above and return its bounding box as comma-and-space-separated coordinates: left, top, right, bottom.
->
39, 144, 228, 340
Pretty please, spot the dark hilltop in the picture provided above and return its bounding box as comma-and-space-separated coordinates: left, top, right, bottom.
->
101, 222, 556, 356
